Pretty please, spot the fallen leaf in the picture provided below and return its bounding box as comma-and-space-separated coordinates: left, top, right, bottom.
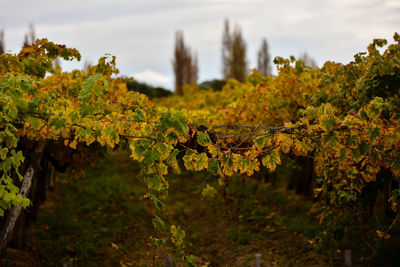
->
111, 242, 119, 250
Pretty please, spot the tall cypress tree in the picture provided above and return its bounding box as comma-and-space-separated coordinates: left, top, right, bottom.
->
257, 38, 272, 76
173, 31, 198, 95
23, 23, 36, 47
221, 19, 248, 82
0, 29, 4, 54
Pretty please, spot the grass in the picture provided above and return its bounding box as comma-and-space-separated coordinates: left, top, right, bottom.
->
5, 150, 379, 266
24, 152, 153, 266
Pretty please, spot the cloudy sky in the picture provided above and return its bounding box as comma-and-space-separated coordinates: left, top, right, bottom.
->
0, 0, 399, 90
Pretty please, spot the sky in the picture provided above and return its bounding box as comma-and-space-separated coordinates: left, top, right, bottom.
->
0, 0, 399, 90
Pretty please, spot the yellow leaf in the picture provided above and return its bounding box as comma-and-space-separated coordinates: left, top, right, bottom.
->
376, 229, 390, 239
69, 140, 77, 149
262, 149, 281, 171
276, 133, 291, 153
201, 184, 217, 199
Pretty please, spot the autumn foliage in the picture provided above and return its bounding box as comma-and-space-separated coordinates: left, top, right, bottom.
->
1, 34, 400, 264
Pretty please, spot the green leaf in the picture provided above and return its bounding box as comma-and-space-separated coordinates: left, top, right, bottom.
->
0, 158, 12, 172
5, 129, 18, 148
346, 134, 359, 147
12, 151, 24, 168
21, 198, 30, 209
0, 147, 8, 160
389, 156, 400, 174
25, 116, 41, 128
7, 105, 18, 120
148, 175, 162, 191
360, 109, 369, 120
28, 97, 42, 110
197, 132, 211, 146
94, 85, 102, 97
14, 194, 23, 205
324, 133, 339, 148
143, 150, 159, 165
165, 149, 179, 169
3, 192, 15, 203
208, 158, 220, 175
183, 152, 208, 171
255, 136, 270, 150
154, 142, 170, 161
152, 237, 165, 247
359, 142, 370, 155
133, 108, 146, 122
151, 194, 165, 211
79, 104, 95, 116
321, 116, 336, 131
49, 117, 66, 130
152, 216, 166, 232
183, 255, 196, 267
368, 126, 380, 143
239, 157, 259, 176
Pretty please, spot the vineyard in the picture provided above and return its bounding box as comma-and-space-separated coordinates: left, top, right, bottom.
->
0, 34, 400, 266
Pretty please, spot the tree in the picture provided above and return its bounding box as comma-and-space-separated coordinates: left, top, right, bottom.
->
0, 29, 4, 54
221, 19, 248, 82
52, 57, 61, 70
299, 52, 318, 68
198, 79, 227, 91
173, 31, 185, 96
173, 31, 198, 95
230, 25, 248, 82
257, 38, 272, 76
126, 80, 172, 99
222, 19, 231, 79
189, 52, 198, 85
23, 23, 36, 47
183, 50, 198, 87
83, 60, 92, 75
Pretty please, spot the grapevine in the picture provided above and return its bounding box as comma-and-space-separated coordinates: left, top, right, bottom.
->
0, 33, 400, 264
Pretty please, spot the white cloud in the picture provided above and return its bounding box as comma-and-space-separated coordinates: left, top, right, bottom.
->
386, 0, 400, 8
0, 0, 398, 83
132, 69, 172, 89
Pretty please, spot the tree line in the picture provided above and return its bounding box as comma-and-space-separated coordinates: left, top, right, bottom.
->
0, 21, 315, 95
173, 19, 319, 95
173, 19, 273, 95
0, 22, 268, 94
0, 23, 36, 55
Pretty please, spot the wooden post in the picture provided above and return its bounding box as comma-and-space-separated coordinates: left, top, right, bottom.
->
165, 255, 173, 267
344, 250, 352, 267
0, 141, 45, 253
255, 253, 261, 267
